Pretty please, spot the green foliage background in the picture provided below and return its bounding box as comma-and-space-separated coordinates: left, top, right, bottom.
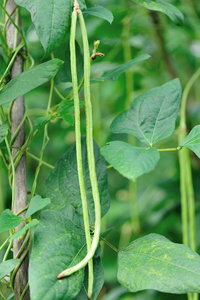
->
1, 0, 200, 299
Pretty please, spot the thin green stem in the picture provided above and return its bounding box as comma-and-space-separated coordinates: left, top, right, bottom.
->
100, 236, 119, 253
68, 8, 93, 297
30, 78, 53, 200
0, 290, 7, 300
13, 7, 19, 50
54, 86, 66, 100
9, 103, 26, 145
5, 137, 15, 212
180, 67, 200, 130
27, 152, 54, 169
3, 240, 13, 262
178, 66, 200, 300
15, 231, 30, 259
158, 147, 180, 152
19, 282, 29, 300
122, 12, 140, 235
10, 238, 31, 290
16, 205, 28, 216
0, 3, 26, 49
0, 237, 10, 252
0, 43, 24, 86
106, 165, 113, 169
67, 74, 84, 100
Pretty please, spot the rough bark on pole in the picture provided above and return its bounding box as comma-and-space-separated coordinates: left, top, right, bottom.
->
6, 1, 30, 299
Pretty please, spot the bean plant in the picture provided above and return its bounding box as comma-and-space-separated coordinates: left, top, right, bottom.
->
0, 0, 200, 299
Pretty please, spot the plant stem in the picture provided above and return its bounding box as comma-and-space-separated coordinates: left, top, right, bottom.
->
178, 67, 200, 300
0, 237, 10, 252
19, 282, 29, 300
180, 67, 200, 129
69, 7, 93, 297
149, 10, 177, 78
0, 115, 16, 212
30, 78, 53, 200
0, 42, 24, 86
0, 290, 7, 300
100, 236, 119, 253
122, 12, 140, 235
27, 152, 54, 169
5, 137, 15, 212
158, 147, 180, 152
3, 241, 13, 262
1, 2, 26, 49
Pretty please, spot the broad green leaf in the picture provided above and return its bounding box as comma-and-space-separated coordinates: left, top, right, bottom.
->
132, 0, 184, 24
25, 195, 51, 219
118, 233, 200, 293
111, 79, 181, 146
15, 0, 73, 54
101, 141, 160, 181
75, 257, 104, 300
0, 259, 21, 279
10, 220, 39, 241
0, 59, 63, 106
180, 125, 200, 158
0, 209, 23, 234
0, 120, 8, 143
29, 208, 86, 300
83, 5, 114, 24
102, 54, 150, 81
42, 136, 110, 226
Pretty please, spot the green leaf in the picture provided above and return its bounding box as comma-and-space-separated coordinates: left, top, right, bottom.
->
118, 233, 200, 293
57, 100, 84, 126
75, 257, 104, 300
58, 114, 74, 126
102, 54, 150, 81
29, 208, 86, 300
10, 220, 39, 241
0, 120, 8, 143
25, 195, 51, 219
111, 79, 182, 146
0, 59, 63, 106
132, 0, 184, 24
15, 0, 73, 55
101, 141, 160, 181
0, 209, 23, 234
34, 116, 53, 130
0, 55, 7, 76
180, 125, 200, 158
83, 5, 114, 24
0, 259, 21, 279
78, 0, 87, 10
42, 136, 110, 226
